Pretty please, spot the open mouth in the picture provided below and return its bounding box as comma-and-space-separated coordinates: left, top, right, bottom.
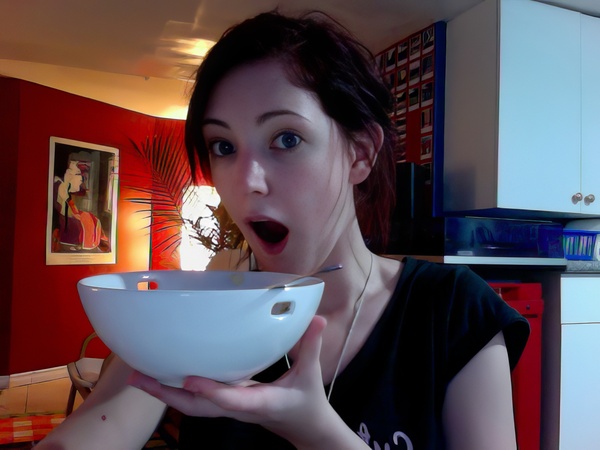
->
250, 220, 289, 244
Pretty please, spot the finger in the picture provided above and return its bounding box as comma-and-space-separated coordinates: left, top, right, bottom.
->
183, 379, 267, 413
128, 370, 219, 416
127, 370, 162, 395
184, 376, 257, 392
294, 315, 327, 376
183, 376, 225, 393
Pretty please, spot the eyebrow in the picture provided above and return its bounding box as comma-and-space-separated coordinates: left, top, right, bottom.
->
201, 118, 229, 128
256, 109, 305, 124
201, 109, 307, 128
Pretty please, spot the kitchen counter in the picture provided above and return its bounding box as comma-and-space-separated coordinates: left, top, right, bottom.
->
566, 260, 600, 272
443, 255, 566, 266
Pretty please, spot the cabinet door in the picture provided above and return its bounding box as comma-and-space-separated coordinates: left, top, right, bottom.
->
444, 0, 500, 212
581, 14, 600, 214
560, 324, 600, 449
561, 276, 600, 323
560, 276, 600, 449
497, 0, 581, 213
444, 0, 582, 214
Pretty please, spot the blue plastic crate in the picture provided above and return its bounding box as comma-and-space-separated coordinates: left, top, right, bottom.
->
563, 229, 598, 260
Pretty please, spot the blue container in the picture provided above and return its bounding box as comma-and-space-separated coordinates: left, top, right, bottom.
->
563, 230, 598, 261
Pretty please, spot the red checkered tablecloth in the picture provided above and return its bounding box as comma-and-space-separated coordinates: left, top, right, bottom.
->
0, 414, 65, 445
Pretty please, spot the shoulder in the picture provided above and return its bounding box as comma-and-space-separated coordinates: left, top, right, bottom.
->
398, 257, 491, 302
395, 257, 529, 372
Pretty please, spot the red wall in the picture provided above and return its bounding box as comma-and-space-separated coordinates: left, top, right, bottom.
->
0, 77, 184, 374
0, 79, 20, 375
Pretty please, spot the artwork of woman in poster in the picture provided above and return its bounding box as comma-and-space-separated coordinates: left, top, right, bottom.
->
51, 157, 109, 253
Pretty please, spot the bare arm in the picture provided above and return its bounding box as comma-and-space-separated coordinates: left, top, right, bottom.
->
38, 251, 247, 449
37, 356, 167, 450
442, 331, 517, 450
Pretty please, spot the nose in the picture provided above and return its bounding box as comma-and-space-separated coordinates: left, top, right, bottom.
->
236, 152, 269, 195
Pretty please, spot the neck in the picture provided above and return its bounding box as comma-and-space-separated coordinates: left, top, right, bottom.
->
316, 221, 375, 315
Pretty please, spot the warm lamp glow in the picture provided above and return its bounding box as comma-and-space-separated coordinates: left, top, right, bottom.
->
119, 189, 152, 270
176, 38, 215, 58
180, 185, 221, 271
191, 38, 215, 57
161, 104, 189, 120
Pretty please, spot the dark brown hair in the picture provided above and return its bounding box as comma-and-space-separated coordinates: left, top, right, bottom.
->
185, 11, 397, 252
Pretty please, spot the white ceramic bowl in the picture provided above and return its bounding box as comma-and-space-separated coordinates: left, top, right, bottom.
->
77, 270, 324, 387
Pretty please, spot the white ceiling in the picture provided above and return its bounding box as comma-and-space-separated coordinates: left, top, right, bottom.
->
1, 0, 598, 118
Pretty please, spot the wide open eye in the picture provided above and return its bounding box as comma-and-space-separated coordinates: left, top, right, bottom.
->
271, 132, 302, 150
209, 140, 235, 157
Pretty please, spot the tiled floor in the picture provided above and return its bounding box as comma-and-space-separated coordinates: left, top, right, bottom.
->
0, 371, 82, 418
0, 371, 83, 446
1, 370, 178, 448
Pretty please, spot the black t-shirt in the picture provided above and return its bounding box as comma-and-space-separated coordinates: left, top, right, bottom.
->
178, 257, 530, 449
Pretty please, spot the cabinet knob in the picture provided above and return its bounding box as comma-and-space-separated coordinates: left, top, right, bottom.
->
572, 193, 583, 204
584, 194, 596, 205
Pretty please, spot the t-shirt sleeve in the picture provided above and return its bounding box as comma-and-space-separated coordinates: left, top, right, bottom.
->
441, 265, 530, 381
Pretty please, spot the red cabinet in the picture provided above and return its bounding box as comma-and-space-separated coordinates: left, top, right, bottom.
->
488, 282, 544, 450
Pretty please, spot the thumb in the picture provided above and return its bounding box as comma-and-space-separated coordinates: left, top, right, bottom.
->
293, 315, 327, 374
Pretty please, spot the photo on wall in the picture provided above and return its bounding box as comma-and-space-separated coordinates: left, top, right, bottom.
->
46, 136, 119, 265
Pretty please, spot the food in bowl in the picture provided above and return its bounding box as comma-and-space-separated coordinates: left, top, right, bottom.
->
77, 270, 324, 387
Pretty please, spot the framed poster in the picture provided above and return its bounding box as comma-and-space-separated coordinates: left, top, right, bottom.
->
46, 137, 119, 265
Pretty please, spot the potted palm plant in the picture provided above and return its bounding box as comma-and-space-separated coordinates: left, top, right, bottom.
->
124, 121, 243, 269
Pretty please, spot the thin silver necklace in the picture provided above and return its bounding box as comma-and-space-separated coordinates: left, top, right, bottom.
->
285, 253, 374, 402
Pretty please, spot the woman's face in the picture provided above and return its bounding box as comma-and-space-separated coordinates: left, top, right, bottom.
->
66, 161, 83, 192
202, 60, 359, 274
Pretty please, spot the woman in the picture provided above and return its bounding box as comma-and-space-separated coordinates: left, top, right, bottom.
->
52, 159, 109, 252
38, 11, 528, 450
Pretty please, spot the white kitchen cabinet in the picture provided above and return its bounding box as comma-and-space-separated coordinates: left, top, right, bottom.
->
580, 15, 600, 214
559, 275, 600, 449
444, 0, 600, 215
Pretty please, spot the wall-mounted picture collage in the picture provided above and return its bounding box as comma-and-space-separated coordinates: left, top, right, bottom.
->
376, 23, 440, 175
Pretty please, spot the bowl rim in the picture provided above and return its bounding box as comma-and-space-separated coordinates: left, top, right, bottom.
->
77, 270, 325, 292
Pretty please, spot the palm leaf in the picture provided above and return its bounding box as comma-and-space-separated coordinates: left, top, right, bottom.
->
124, 123, 244, 264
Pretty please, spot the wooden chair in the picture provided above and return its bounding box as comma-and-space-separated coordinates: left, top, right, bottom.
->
64, 333, 181, 447
65, 332, 105, 416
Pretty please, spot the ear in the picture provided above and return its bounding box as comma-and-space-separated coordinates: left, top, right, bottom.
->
348, 124, 384, 185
